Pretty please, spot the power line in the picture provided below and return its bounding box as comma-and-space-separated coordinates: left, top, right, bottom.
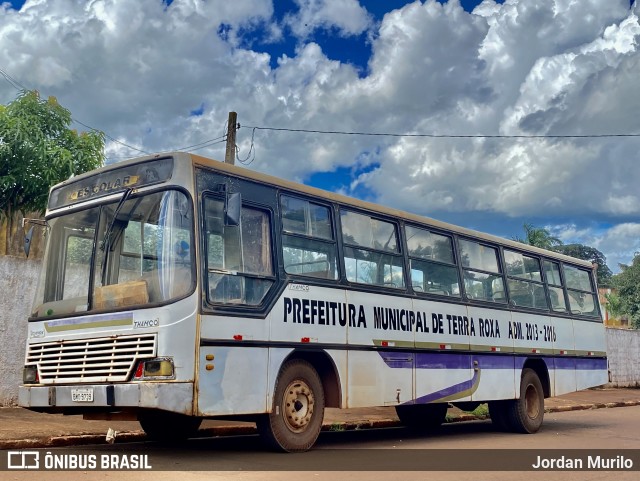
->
188, 139, 227, 152
0, 68, 27, 91
175, 134, 227, 151
72, 118, 149, 155
243, 125, 640, 139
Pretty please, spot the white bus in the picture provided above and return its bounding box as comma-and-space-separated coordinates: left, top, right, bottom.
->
19, 152, 607, 452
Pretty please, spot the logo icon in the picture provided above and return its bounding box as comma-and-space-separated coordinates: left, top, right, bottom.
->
7, 451, 39, 469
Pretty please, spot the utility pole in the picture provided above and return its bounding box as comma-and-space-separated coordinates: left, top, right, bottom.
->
224, 111, 237, 165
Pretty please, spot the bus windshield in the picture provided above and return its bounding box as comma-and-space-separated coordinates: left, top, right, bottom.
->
31, 189, 194, 319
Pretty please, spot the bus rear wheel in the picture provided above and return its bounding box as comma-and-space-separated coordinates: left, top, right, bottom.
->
395, 403, 448, 431
504, 368, 545, 433
257, 359, 325, 452
138, 410, 202, 442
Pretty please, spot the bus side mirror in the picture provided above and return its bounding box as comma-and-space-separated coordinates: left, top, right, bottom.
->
24, 226, 34, 258
225, 192, 241, 226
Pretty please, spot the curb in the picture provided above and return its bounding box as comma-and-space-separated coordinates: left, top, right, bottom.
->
2, 400, 639, 450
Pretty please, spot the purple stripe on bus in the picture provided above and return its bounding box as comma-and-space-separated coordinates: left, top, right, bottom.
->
410, 369, 480, 405
547, 357, 576, 370
414, 352, 471, 369
575, 358, 607, 370
379, 351, 606, 371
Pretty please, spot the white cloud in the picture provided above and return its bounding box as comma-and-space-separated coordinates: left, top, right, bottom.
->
1, 0, 640, 269
550, 222, 640, 272
283, 0, 372, 39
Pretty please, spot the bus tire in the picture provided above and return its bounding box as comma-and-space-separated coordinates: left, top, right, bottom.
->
505, 368, 545, 434
395, 403, 448, 431
257, 359, 325, 452
138, 410, 202, 442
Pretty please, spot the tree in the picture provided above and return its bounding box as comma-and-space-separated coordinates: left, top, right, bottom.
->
603, 291, 624, 320
513, 223, 562, 250
553, 244, 613, 287
0, 90, 104, 255
513, 224, 613, 287
611, 254, 640, 329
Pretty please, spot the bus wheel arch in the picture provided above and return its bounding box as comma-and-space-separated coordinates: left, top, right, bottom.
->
522, 358, 551, 399
258, 358, 325, 452
281, 350, 342, 408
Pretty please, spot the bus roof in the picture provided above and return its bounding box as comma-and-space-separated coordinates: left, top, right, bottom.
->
187, 153, 593, 270
53, 151, 594, 269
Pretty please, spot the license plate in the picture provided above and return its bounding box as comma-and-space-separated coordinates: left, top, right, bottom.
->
71, 388, 94, 402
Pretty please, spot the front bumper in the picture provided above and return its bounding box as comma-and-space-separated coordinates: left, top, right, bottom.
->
18, 382, 194, 414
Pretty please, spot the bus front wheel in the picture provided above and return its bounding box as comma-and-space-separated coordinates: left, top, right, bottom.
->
138, 410, 202, 442
505, 368, 545, 433
257, 359, 325, 452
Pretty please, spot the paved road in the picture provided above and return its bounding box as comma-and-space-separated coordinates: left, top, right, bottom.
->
2, 406, 639, 481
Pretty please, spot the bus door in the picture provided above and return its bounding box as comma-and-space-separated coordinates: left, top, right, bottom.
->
197, 173, 277, 416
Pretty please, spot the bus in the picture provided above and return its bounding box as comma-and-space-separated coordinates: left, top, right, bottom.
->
19, 151, 607, 452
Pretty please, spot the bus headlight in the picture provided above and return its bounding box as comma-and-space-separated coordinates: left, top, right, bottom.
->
134, 358, 175, 380
23, 366, 39, 384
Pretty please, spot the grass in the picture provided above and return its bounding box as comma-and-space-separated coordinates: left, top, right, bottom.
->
471, 404, 489, 418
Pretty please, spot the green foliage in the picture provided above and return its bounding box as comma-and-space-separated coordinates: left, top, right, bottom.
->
604, 291, 624, 320
611, 254, 640, 329
513, 223, 562, 250
471, 404, 489, 418
513, 224, 613, 288
554, 244, 613, 287
0, 90, 105, 219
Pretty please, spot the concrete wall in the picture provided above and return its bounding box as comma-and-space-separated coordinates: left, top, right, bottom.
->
0, 254, 638, 404
606, 327, 640, 387
0, 256, 41, 406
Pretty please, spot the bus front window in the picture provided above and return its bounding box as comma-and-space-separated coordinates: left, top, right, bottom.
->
31, 209, 99, 318
31, 190, 195, 318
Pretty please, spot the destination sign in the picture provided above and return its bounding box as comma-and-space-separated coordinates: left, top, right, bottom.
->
48, 157, 174, 210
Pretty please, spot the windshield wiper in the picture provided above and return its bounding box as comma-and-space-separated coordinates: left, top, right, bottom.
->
99, 188, 133, 252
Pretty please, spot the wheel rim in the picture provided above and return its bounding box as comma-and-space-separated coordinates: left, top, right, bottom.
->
524, 383, 540, 419
282, 379, 314, 433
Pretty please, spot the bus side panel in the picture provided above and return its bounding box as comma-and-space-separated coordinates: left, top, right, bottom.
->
327, 349, 348, 408
573, 319, 608, 391
198, 312, 271, 416
551, 314, 577, 397
199, 314, 270, 342
414, 300, 471, 404
467, 305, 514, 401
197, 346, 269, 416
510, 311, 555, 397
270, 285, 349, 345
346, 290, 414, 407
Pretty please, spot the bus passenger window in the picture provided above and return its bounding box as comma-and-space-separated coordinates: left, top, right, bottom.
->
458, 239, 506, 303
204, 197, 274, 306
280, 195, 338, 279
406, 226, 460, 296
504, 250, 547, 309
341, 210, 405, 288
563, 265, 599, 317
544, 260, 567, 312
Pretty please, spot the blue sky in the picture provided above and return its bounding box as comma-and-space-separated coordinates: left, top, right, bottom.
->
1, 0, 640, 272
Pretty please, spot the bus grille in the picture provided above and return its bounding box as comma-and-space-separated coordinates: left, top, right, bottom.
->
26, 334, 157, 384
